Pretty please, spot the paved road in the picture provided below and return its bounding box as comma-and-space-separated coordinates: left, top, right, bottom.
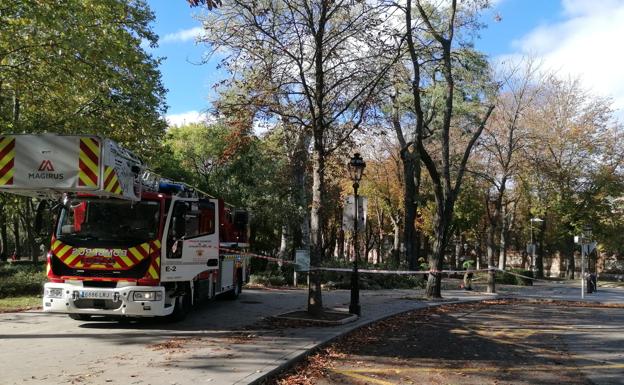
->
0, 287, 492, 385
0, 282, 621, 385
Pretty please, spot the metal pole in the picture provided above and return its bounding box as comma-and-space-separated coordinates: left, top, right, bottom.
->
581, 241, 585, 299
349, 183, 361, 316
530, 223, 534, 270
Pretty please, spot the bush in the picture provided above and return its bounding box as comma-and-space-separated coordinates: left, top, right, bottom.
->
249, 272, 287, 286
248, 257, 427, 290
496, 268, 533, 286
0, 262, 47, 298
318, 259, 426, 290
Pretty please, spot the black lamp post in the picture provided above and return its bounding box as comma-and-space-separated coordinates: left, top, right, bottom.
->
348, 152, 365, 316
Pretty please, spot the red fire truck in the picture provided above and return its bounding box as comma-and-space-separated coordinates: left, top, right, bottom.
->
0, 134, 249, 320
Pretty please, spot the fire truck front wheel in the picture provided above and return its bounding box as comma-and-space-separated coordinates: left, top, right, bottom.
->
169, 287, 191, 322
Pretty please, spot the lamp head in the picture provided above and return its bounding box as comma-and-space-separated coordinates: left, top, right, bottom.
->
348, 153, 366, 183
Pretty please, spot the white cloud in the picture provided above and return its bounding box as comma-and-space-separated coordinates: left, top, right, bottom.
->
161, 27, 204, 44
166, 111, 213, 126
508, 0, 624, 115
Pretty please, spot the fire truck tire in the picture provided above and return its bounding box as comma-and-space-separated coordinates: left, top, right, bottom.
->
69, 314, 92, 321
169, 288, 191, 322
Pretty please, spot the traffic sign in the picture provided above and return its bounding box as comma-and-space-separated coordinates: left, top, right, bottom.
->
295, 249, 310, 272
342, 195, 367, 232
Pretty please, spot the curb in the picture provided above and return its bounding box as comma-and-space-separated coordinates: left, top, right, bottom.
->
272, 311, 358, 325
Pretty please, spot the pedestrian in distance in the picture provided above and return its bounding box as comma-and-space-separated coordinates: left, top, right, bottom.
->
462, 259, 475, 290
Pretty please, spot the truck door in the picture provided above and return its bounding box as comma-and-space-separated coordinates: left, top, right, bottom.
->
161, 198, 219, 282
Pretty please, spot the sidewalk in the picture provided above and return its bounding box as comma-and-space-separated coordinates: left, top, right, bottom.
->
497, 280, 624, 304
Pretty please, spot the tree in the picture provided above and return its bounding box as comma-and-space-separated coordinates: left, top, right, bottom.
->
522, 76, 622, 278
387, 75, 424, 270
0, 0, 167, 260
159, 122, 296, 253
474, 57, 543, 291
401, 0, 494, 297
197, 1, 399, 314
0, 0, 167, 157
359, 137, 404, 264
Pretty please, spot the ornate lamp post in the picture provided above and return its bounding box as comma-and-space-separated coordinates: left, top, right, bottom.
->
348, 153, 365, 316
581, 224, 592, 298
529, 217, 543, 273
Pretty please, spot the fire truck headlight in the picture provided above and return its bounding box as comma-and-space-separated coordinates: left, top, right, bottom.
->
45, 288, 63, 298
132, 291, 162, 301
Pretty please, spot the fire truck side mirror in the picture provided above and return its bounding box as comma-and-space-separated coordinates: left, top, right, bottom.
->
174, 204, 187, 237
131, 165, 141, 177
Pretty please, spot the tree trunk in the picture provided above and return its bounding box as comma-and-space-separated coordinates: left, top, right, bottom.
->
12, 214, 20, 258
25, 198, 38, 262
425, 209, 448, 298
375, 207, 383, 264
565, 236, 575, 279
498, 204, 507, 270
337, 229, 345, 260
486, 221, 496, 293
13, 91, 20, 129
425, 230, 444, 298
535, 219, 546, 279
423, 233, 430, 259
308, 145, 324, 315
0, 209, 7, 261
451, 231, 459, 270
402, 150, 421, 270
390, 215, 400, 265
279, 225, 288, 259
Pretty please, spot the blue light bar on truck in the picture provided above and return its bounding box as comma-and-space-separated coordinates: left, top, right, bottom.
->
158, 181, 185, 195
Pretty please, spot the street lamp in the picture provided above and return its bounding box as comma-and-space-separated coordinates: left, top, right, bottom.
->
348, 152, 365, 316
529, 217, 543, 273
581, 224, 593, 298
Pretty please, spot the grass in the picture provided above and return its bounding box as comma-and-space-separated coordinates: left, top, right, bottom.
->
0, 295, 42, 313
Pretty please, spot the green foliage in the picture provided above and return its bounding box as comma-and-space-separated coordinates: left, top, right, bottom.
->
249, 272, 287, 287
320, 259, 426, 290
154, 122, 298, 253
0, 263, 47, 298
0, 0, 167, 156
495, 269, 533, 286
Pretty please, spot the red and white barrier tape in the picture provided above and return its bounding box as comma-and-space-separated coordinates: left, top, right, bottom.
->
316, 267, 494, 275
218, 246, 294, 264
215, 246, 564, 283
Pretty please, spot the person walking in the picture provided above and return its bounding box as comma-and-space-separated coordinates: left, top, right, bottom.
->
462, 258, 475, 290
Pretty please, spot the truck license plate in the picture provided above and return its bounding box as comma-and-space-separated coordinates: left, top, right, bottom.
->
79, 291, 111, 299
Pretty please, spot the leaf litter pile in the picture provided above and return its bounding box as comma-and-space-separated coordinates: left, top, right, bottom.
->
148, 331, 258, 354
265, 299, 600, 385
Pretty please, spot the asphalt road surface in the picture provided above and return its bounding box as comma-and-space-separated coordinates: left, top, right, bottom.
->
0, 287, 470, 385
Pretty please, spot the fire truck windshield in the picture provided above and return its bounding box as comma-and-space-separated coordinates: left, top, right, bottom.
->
56, 198, 161, 247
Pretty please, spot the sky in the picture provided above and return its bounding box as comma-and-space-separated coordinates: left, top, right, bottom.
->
146, 0, 624, 126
